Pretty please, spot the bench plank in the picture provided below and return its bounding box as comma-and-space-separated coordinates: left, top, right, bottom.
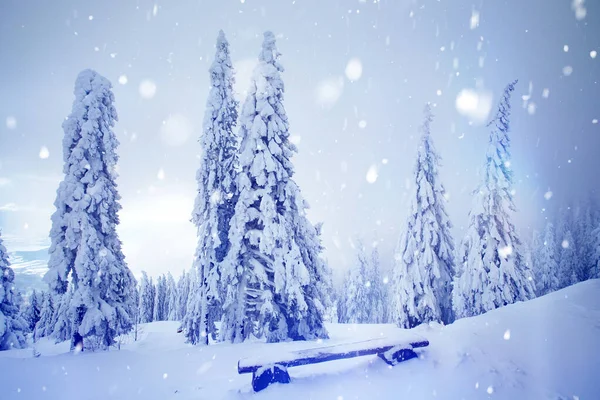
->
238, 336, 429, 374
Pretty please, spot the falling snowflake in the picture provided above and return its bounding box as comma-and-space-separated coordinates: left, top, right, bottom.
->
527, 103, 536, 115
345, 58, 363, 81
163, 373, 168, 379
487, 386, 494, 394
544, 191, 553, 200
39, 146, 50, 159
562, 240, 569, 249
593, 119, 598, 124
315, 77, 344, 108
563, 45, 569, 52
571, 0, 587, 20
503, 329, 511, 340
562, 66, 573, 76
470, 10, 480, 30
157, 168, 165, 180
455, 89, 493, 124
542, 88, 550, 98
118, 75, 128, 85
366, 165, 378, 183
5, 116, 17, 129
591, 50, 597, 59
358, 120, 367, 129
498, 245, 513, 259
139, 80, 157, 99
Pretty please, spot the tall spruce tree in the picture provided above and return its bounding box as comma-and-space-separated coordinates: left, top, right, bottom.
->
533, 222, 560, 296
153, 274, 168, 322
44, 70, 137, 350
24, 290, 42, 333
0, 232, 27, 350
35, 292, 54, 341
166, 272, 178, 321
139, 272, 155, 323
558, 231, 579, 288
183, 30, 239, 345
369, 244, 387, 323
176, 270, 191, 321
453, 81, 535, 319
220, 31, 329, 343
343, 240, 372, 324
391, 104, 455, 328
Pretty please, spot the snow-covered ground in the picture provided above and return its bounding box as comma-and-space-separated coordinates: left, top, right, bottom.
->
1, 280, 598, 400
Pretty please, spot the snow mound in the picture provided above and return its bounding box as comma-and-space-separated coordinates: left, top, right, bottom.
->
0, 280, 598, 399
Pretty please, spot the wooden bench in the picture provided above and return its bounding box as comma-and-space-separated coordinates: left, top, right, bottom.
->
238, 336, 429, 392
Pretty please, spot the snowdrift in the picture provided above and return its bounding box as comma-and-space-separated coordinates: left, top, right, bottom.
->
0, 280, 598, 399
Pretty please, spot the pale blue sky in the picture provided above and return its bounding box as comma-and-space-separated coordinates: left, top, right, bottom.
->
1, 0, 599, 283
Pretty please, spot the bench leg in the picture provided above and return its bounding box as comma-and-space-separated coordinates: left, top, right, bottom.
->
252, 364, 291, 392
378, 347, 418, 366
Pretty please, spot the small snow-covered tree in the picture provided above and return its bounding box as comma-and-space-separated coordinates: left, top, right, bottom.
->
184, 30, 239, 345
534, 222, 560, 296
592, 226, 600, 280
391, 104, 455, 328
0, 232, 27, 350
153, 274, 167, 322
43, 70, 137, 351
35, 292, 54, 340
139, 272, 154, 323
558, 231, 579, 288
24, 289, 42, 333
343, 240, 371, 324
453, 81, 535, 319
166, 272, 178, 321
220, 31, 328, 343
368, 245, 387, 323
176, 270, 191, 321
51, 287, 73, 342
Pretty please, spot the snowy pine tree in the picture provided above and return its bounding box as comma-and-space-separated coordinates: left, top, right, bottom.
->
44, 69, 137, 351
220, 31, 328, 343
139, 272, 155, 323
176, 270, 191, 321
24, 289, 42, 333
368, 244, 387, 323
558, 231, 579, 288
592, 225, 600, 280
184, 30, 239, 345
166, 272, 178, 321
0, 232, 27, 350
35, 292, 54, 340
533, 222, 560, 296
391, 104, 455, 328
343, 240, 371, 324
153, 274, 167, 322
453, 81, 535, 319
50, 287, 73, 342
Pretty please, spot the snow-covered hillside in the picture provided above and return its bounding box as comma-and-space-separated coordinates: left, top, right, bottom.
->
1, 280, 598, 400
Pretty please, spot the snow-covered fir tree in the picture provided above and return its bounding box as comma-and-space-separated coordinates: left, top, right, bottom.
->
558, 231, 579, 288
175, 270, 191, 321
0, 232, 27, 350
153, 274, 167, 322
184, 30, 239, 345
574, 202, 594, 282
592, 225, 600, 280
533, 222, 560, 296
368, 244, 387, 324
453, 81, 535, 319
35, 292, 54, 341
24, 289, 42, 333
50, 287, 73, 342
391, 104, 455, 328
166, 272, 178, 321
44, 70, 138, 351
343, 240, 372, 324
139, 272, 155, 323
220, 31, 329, 343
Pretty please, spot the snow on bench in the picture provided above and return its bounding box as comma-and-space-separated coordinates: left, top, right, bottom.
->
238, 335, 429, 392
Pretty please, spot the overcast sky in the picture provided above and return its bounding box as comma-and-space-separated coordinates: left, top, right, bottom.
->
0, 0, 599, 283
